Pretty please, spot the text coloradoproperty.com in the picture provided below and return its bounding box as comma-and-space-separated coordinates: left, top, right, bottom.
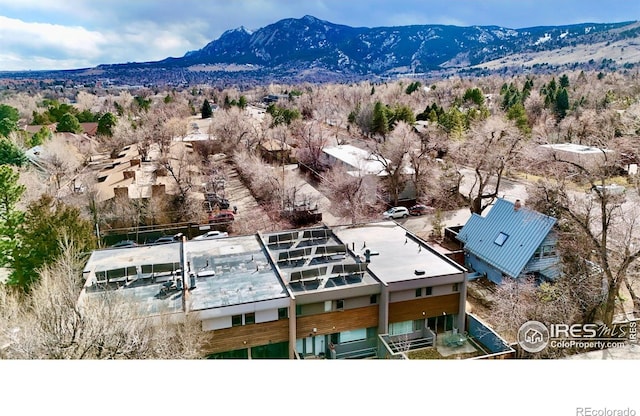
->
551, 340, 628, 349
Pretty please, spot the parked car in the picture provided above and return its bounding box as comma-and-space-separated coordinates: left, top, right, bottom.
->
409, 204, 433, 216
204, 193, 230, 210
111, 240, 137, 248
208, 211, 235, 224
152, 233, 183, 245
193, 230, 229, 240
382, 206, 409, 219
591, 184, 625, 195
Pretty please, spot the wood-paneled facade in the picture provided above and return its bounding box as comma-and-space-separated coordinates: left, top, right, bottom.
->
296, 305, 378, 337
201, 319, 289, 355
389, 294, 459, 323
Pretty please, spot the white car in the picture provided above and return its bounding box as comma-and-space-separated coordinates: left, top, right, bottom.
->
193, 230, 229, 240
383, 206, 409, 219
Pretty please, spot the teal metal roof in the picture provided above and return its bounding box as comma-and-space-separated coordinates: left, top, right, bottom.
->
456, 199, 557, 278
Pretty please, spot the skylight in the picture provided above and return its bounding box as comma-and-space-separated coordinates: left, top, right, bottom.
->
494, 232, 509, 246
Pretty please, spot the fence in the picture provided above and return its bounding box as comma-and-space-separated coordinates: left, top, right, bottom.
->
466, 313, 515, 359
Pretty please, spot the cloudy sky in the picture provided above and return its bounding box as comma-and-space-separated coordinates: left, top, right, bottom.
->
1, 0, 638, 71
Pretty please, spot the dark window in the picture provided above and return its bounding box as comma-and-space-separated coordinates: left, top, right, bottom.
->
245, 312, 255, 325
370, 294, 378, 304
250, 341, 289, 359
542, 245, 556, 257
415, 288, 422, 297
295, 305, 302, 316
232, 315, 242, 327
452, 283, 459, 292
425, 287, 432, 296
366, 327, 377, 338
278, 307, 288, 319
336, 299, 344, 310
494, 232, 509, 246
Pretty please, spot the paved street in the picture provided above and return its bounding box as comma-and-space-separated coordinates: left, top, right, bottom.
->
458, 168, 530, 204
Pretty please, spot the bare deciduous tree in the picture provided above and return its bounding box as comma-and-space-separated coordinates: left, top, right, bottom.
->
455, 115, 524, 214
292, 121, 328, 172
211, 106, 259, 152
368, 121, 416, 206
0, 238, 205, 359
528, 138, 640, 326
321, 166, 378, 224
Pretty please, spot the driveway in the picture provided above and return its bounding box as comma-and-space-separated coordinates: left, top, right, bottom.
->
282, 164, 344, 226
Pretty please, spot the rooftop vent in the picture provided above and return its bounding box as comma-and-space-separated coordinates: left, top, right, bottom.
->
514, 199, 522, 211
414, 269, 426, 276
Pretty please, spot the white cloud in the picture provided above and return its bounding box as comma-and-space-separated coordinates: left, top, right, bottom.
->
0, 15, 206, 70
0, 16, 106, 58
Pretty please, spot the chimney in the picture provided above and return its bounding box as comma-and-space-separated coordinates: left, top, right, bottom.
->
514, 199, 522, 211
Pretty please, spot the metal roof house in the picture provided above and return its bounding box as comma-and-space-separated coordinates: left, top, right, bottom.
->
456, 198, 560, 284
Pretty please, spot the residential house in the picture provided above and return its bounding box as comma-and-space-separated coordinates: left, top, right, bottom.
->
540, 143, 614, 170
92, 141, 203, 203
79, 122, 99, 137
456, 198, 560, 284
257, 139, 294, 164
321, 144, 416, 202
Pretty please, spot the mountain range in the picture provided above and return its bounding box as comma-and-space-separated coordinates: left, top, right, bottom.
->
7, 15, 640, 85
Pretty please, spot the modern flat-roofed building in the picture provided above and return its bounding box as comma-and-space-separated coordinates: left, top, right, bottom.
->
81, 242, 184, 317
333, 222, 467, 347
81, 221, 484, 359
185, 234, 291, 359
263, 227, 381, 359
540, 143, 614, 169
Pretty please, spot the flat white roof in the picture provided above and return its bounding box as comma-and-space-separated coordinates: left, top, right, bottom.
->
323, 144, 414, 176
333, 221, 465, 284
540, 143, 612, 154
323, 145, 387, 176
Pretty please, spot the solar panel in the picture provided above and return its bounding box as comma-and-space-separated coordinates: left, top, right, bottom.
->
343, 263, 367, 273
289, 271, 302, 282
288, 266, 327, 284
95, 270, 107, 282
278, 247, 313, 262
301, 229, 330, 241
269, 231, 300, 245
106, 268, 126, 279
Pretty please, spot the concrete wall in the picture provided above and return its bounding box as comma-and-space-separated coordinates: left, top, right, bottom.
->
297, 295, 376, 316
389, 284, 456, 302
